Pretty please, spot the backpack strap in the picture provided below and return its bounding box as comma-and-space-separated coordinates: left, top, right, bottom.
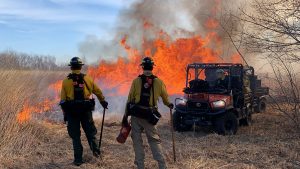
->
67, 73, 86, 100
68, 73, 93, 96
138, 74, 157, 107
152, 75, 157, 107
82, 76, 90, 92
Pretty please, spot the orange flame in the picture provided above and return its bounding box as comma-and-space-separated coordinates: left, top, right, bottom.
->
17, 82, 61, 123
87, 2, 242, 96
88, 29, 241, 96
205, 18, 219, 29
17, 103, 31, 123
49, 80, 63, 99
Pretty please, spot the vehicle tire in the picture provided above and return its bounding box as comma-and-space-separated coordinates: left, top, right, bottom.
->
214, 112, 238, 135
173, 111, 192, 132
255, 99, 267, 113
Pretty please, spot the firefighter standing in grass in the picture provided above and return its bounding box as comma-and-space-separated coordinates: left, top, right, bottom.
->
122, 57, 174, 169
60, 57, 108, 166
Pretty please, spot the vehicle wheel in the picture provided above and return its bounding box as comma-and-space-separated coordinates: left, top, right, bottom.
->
173, 111, 192, 132
255, 99, 267, 113
214, 112, 238, 135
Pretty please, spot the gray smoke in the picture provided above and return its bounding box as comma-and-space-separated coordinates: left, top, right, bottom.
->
78, 35, 126, 64
79, 0, 249, 114
79, 0, 248, 61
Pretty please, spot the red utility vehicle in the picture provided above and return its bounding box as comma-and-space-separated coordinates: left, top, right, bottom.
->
174, 63, 269, 135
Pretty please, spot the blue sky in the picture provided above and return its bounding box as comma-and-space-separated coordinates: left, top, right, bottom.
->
0, 0, 135, 62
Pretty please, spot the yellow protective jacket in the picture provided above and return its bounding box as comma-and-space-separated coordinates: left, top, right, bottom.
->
127, 75, 171, 107
60, 70, 105, 102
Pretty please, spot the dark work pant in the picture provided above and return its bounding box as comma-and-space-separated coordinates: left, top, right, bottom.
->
67, 111, 99, 161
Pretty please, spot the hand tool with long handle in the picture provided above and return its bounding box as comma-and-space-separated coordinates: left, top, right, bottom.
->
169, 108, 176, 162
99, 108, 106, 153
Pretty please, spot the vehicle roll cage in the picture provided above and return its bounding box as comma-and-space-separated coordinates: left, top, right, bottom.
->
186, 63, 254, 92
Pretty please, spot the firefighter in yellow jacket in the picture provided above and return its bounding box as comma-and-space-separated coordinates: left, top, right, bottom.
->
60, 57, 108, 166
122, 57, 173, 169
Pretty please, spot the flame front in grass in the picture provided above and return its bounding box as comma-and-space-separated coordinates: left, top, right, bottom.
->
17, 82, 61, 123
17, 104, 32, 123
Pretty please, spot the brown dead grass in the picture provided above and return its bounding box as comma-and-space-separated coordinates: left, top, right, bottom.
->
0, 70, 65, 158
1, 110, 299, 169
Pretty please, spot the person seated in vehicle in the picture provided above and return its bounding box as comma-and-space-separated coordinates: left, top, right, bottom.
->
204, 68, 217, 87
243, 71, 251, 94
215, 69, 229, 89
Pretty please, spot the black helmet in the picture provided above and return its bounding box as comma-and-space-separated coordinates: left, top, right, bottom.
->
141, 57, 154, 70
68, 57, 84, 66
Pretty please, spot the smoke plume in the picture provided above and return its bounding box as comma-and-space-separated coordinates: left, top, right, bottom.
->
79, 0, 247, 62
78, 0, 248, 115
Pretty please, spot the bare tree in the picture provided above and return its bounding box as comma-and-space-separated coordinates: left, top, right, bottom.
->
241, 0, 300, 58
237, 0, 300, 130
0, 50, 61, 70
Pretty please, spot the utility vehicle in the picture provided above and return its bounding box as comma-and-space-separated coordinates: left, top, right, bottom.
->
174, 63, 269, 135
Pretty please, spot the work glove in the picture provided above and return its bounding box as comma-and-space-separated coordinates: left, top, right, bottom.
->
100, 100, 108, 109
168, 103, 174, 109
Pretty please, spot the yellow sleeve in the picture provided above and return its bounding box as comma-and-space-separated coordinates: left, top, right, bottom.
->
125, 79, 136, 115
60, 80, 67, 101
160, 80, 171, 106
127, 80, 136, 103
92, 81, 105, 102
85, 75, 105, 102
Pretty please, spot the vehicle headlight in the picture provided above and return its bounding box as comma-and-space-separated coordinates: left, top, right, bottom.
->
211, 100, 226, 109
177, 99, 187, 107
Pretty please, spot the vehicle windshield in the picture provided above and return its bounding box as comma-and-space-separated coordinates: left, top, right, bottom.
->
186, 67, 230, 94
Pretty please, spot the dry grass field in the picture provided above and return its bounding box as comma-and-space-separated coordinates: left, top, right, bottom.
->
0, 70, 299, 169
0, 70, 64, 161
1, 111, 299, 169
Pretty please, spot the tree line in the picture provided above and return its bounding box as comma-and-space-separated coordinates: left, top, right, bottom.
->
0, 51, 68, 70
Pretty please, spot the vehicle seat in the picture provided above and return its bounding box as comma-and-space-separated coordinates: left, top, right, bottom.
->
189, 79, 209, 92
